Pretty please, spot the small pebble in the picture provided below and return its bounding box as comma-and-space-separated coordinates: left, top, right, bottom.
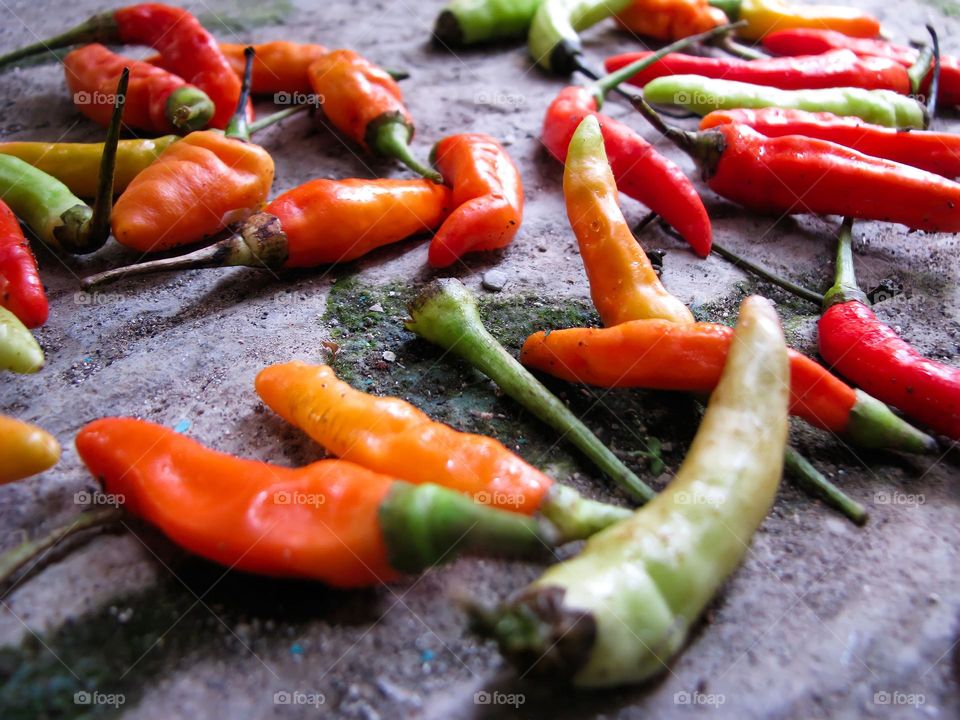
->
369, 303, 384, 313
382, 351, 396, 363
481, 269, 507, 292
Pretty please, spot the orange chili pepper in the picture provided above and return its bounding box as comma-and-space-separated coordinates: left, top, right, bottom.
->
307, 49, 440, 181
110, 48, 274, 253
428, 133, 523, 268
615, 0, 727, 41
65, 44, 213, 133
76, 417, 553, 586
520, 320, 936, 453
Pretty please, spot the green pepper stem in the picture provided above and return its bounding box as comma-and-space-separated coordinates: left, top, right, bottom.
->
167, 85, 215, 133
925, 25, 941, 117
591, 21, 745, 103
379, 482, 556, 574
0, 11, 116, 69
0, 508, 122, 587
845, 389, 937, 455
406, 279, 656, 502
707, 0, 741, 20
713, 34, 767, 60
907, 43, 935, 98
370, 120, 443, 183
712, 240, 824, 306
80, 212, 288, 288
385, 68, 410, 81
539, 484, 632, 541
784, 447, 867, 525
225, 47, 255, 142
822, 217, 868, 310
85, 67, 126, 253
248, 104, 310, 135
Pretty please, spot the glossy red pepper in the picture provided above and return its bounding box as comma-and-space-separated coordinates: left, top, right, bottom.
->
542, 86, 712, 256
428, 133, 524, 267
0, 199, 47, 328
763, 28, 960, 105
700, 108, 960, 179
604, 49, 910, 93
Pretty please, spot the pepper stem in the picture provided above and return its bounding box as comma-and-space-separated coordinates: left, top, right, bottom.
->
784, 447, 867, 525
925, 25, 941, 117
822, 217, 868, 310
80, 212, 288, 288
167, 85, 215, 133
370, 119, 443, 183
405, 279, 656, 502
83, 66, 127, 253
225, 47, 255, 142
713, 34, 767, 60
712, 240, 824, 305
0, 11, 117, 69
379, 482, 556, 574
846, 389, 937, 455
707, 0, 742, 20
249, 104, 310, 135
538, 485, 632, 542
907, 43, 935, 98
0, 508, 122, 587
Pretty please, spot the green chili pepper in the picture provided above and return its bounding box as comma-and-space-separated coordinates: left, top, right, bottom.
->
0, 68, 127, 253
528, 0, 631, 74
0, 305, 43, 373
469, 295, 789, 687
434, 0, 544, 46
406, 279, 657, 503
644, 75, 928, 128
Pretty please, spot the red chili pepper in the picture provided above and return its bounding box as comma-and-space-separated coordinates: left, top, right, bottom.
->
819, 219, 959, 440
428, 133, 524, 267
542, 86, 712, 257
763, 28, 960, 105
0, 199, 47, 328
700, 108, 960, 179
604, 49, 910, 93
64, 43, 213, 134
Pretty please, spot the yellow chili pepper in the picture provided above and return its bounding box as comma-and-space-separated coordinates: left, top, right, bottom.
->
0, 415, 60, 484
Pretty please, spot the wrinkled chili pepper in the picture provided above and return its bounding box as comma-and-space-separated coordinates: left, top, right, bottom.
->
434, 0, 543, 46
520, 316, 936, 453
699, 108, 960, 179
406, 279, 658, 502
307, 50, 440, 182
564, 116, 693, 325
0, 69, 125, 254
643, 75, 927, 128
428, 133, 523, 267
528, 0, 631, 73
614, 0, 727, 41
764, 28, 960, 106
606, 49, 912, 93
75, 418, 555, 586
65, 43, 212, 133
0, 415, 60, 484
0, 305, 43, 373
256, 361, 632, 540
819, 219, 960, 441
0, 200, 47, 328
110, 48, 274, 253
471, 296, 789, 687
82, 178, 451, 287
0, 3, 249, 130
709, 0, 880, 41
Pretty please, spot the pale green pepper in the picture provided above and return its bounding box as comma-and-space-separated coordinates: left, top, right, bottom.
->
528, 0, 631, 74
434, 0, 544, 46
0, 305, 43, 373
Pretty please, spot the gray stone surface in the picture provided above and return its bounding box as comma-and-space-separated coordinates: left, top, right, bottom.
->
0, 0, 959, 718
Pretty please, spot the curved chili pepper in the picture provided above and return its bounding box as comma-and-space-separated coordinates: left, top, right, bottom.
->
256, 361, 632, 540
307, 50, 440, 182
0, 3, 247, 129
434, 0, 543, 46
428, 133, 523, 267
763, 29, 960, 106
519, 317, 936, 453
528, 0, 631, 73
65, 43, 212, 133
564, 116, 693, 325
82, 178, 451, 287
111, 49, 274, 253
0, 200, 47, 328
471, 296, 789, 687
0, 305, 43, 373
75, 418, 554, 587
542, 87, 711, 256
709, 0, 880, 41
606, 49, 910, 93
700, 108, 960, 179
0, 415, 60, 484
819, 219, 960, 440
643, 75, 927, 127
614, 0, 726, 41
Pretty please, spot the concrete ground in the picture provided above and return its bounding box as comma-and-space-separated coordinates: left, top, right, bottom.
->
1, 0, 959, 717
